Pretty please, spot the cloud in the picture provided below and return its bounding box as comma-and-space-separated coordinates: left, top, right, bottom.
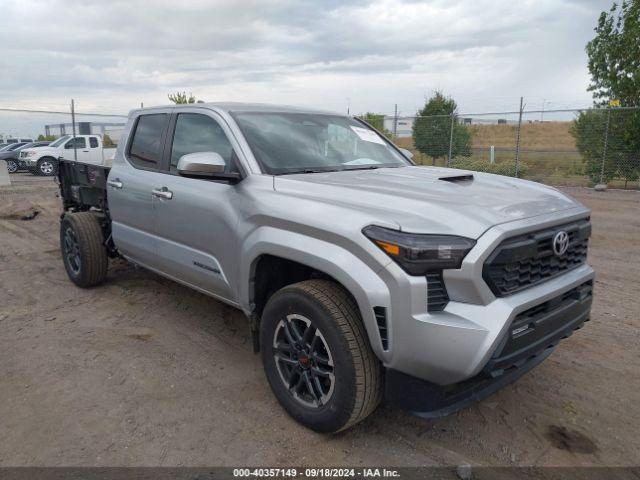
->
0, 0, 611, 116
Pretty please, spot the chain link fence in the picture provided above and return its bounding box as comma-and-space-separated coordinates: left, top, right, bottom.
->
388, 106, 640, 189
1, 101, 638, 189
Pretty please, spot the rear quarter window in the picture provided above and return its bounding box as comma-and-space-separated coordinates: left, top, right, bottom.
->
128, 114, 169, 170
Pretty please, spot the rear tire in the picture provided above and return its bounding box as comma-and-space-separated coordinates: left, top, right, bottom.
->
261, 279, 382, 433
6, 160, 18, 174
37, 157, 57, 176
60, 212, 108, 287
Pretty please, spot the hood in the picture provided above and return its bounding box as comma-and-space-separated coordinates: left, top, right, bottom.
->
19, 146, 57, 156
273, 166, 583, 239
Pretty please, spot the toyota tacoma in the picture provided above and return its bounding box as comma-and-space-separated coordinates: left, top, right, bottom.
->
55, 103, 594, 433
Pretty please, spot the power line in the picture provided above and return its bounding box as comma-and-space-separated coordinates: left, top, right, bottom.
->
0, 107, 127, 118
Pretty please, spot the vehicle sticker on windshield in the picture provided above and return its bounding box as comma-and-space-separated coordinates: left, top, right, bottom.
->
350, 126, 386, 145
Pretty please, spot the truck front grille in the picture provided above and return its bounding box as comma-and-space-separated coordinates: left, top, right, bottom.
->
483, 219, 590, 297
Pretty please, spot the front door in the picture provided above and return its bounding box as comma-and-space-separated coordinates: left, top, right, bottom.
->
151, 111, 241, 303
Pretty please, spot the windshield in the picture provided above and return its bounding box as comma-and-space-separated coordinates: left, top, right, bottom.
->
232, 112, 409, 174
49, 135, 70, 147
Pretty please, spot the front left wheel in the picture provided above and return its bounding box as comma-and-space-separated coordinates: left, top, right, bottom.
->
60, 212, 108, 287
37, 157, 57, 176
260, 279, 383, 433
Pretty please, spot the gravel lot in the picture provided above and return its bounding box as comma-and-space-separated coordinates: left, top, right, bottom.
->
1, 173, 638, 467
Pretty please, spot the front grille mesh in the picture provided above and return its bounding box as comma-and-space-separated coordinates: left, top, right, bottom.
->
483, 219, 590, 297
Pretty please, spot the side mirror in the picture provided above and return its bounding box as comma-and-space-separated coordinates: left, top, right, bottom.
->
399, 148, 414, 160
177, 151, 241, 182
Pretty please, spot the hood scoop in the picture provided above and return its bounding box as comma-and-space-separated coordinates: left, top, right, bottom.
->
438, 173, 474, 183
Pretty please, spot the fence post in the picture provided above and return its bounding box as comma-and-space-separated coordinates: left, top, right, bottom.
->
71, 99, 77, 162
599, 107, 611, 186
514, 96, 524, 177
393, 104, 398, 137
447, 111, 455, 167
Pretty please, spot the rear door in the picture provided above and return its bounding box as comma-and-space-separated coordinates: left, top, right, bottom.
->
108, 112, 171, 268
86, 136, 103, 164
151, 109, 242, 303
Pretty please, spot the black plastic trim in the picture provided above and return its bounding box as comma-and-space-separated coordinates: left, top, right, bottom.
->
385, 280, 592, 418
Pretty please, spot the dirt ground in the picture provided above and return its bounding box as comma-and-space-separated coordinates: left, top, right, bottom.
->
0, 173, 638, 468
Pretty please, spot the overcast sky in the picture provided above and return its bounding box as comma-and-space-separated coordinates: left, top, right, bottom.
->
1, 0, 611, 118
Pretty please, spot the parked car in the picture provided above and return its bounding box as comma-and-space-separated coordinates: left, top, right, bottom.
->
0, 142, 29, 172
19, 135, 115, 176
2, 141, 51, 173
55, 103, 594, 433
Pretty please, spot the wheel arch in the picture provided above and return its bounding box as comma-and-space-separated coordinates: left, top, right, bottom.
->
240, 227, 391, 359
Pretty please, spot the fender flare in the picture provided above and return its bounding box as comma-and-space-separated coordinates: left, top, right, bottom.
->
240, 226, 392, 360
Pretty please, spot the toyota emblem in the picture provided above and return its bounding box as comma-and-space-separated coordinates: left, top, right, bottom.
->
552, 231, 570, 257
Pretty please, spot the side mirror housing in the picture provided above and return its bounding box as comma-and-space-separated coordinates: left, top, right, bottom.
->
177, 151, 241, 182
399, 148, 414, 160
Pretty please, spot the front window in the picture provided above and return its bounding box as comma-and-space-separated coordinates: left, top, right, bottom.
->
232, 112, 409, 174
49, 135, 70, 147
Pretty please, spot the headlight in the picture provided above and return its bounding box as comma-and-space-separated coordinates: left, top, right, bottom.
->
363, 225, 476, 275
26, 151, 36, 157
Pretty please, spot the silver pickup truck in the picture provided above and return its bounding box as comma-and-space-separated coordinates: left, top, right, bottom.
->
56, 103, 594, 433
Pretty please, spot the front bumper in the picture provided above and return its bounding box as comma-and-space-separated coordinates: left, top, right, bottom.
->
375, 208, 594, 386
384, 279, 592, 416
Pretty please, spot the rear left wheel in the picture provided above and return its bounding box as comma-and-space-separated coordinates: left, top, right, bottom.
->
60, 212, 108, 287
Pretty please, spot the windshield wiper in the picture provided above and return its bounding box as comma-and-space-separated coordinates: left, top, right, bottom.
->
276, 167, 345, 175
342, 164, 402, 171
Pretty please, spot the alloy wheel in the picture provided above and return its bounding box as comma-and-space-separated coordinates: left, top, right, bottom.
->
63, 227, 81, 275
40, 161, 54, 175
272, 314, 335, 408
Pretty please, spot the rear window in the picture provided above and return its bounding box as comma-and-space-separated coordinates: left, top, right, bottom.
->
128, 114, 169, 169
89, 137, 99, 148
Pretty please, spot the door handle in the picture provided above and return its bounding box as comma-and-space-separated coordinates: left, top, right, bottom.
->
107, 179, 123, 189
82, 150, 89, 152
152, 187, 173, 200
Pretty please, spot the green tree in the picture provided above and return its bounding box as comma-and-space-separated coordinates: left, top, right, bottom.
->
168, 91, 198, 104
586, 1, 639, 106
572, 1, 640, 184
412, 91, 471, 166
357, 112, 393, 138
37, 134, 57, 141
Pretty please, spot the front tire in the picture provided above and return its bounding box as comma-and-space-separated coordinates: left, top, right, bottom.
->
37, 157, 57, 176
261, 279, 382, 433
6, 159, 18, 174
60, 212, 108, 287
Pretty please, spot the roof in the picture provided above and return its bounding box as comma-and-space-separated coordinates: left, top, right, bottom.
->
130, 102, 342, 116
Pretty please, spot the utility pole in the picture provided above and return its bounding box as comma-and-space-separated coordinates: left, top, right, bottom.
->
71, 99, 77, 162
514, 96, 524, 178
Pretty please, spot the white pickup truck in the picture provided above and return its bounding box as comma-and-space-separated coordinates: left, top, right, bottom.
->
19, 134, 116, 176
